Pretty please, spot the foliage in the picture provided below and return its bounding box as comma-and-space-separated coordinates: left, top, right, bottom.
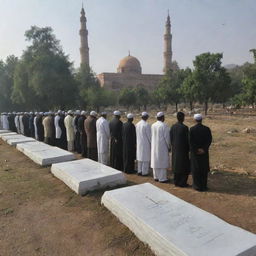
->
133, 87, 150, 110
119, 88, 137, 109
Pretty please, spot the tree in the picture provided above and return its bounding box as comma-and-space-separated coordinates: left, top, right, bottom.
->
134, 87, 150, 110
0, 55, 19, 111
192, 52, 229, 115
119, 88, 137, 109
12, 26, 76, 110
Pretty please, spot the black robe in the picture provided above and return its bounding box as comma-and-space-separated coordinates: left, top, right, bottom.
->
78, 115, 87, 157
189, 123, 212, 191
8, 114, 16, 132
170, 122, 190, 187
122, 121, 136, 173
74, 115, 81, 153
22, 115, 30, 137
59, 114, 67, 150
36, 116, 44, 141
29, 114, 35, 138
109, 117, 123, 171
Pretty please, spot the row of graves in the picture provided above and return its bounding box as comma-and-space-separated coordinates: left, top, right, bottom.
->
0, 130, 255, 256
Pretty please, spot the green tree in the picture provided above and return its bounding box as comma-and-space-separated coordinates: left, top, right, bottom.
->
119, 88, 137, 109
12, 26, 76, 110
134, 87, 150, 110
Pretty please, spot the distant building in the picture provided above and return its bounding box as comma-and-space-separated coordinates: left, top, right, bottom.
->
79, 7, 173, 91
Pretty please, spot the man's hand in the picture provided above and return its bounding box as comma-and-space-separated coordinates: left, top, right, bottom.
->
197, 148, 205, 155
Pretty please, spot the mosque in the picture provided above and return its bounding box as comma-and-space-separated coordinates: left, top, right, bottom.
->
79, 6, 173, 91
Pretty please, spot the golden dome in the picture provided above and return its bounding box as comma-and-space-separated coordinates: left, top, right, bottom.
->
117, 55, 142, 74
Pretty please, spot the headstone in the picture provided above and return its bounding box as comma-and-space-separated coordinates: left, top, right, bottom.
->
102, 183, 256, 256
51, 159, 126, 195
16, 142, 75, 166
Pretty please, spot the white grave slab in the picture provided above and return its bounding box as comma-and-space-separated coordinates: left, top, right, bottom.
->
2, 134, 26, 142
0, 132, 18, 138
0, 130, 11, 134
7, 136, 36, 146
102, 183, 256, 256
17, 143, 75, 166
51, 159, 126, 195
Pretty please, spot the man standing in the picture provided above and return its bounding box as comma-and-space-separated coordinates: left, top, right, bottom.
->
190, 114, 212, 192
36, 112, 44, 142
33, 112, 38, 140
22, 112, 30, 137
136, 112, 151, 176
73, 110, 81, 153
19, 112, 24, 134
42, 112, 54, 145
59, 111, 67, 150
29, 112, 35, 137
64, 110, 75, 152
151, 112, 170, 183
78, 111, 87, 157
122, 113, 136, 174
55, 110, 62, 148
170, 112, 190, 187
15, 113, 20, 133
84, 111, 98, 161
96, 112, 110, 165
109, 111, 123, 171
2, 113, 9, 130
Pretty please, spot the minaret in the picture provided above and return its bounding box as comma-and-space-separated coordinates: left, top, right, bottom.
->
79, 5, 90, 67
163, 11, 172, 73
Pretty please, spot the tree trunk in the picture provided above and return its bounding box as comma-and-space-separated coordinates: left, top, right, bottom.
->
175, 102, 178, 112
204, 101, 208, 115
190, 101, 193, 111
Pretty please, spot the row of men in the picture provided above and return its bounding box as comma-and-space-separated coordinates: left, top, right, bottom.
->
0, 110, 212, 191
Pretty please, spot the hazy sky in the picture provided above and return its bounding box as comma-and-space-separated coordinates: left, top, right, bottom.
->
0, 0, 256, 74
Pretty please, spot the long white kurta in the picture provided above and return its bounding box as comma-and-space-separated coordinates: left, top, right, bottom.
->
136, 120, 151, 162
2, 115, 9, 130
15, 116, 20, 133
34, 116, 38, 140
96, 117, 110, 154
54, 115, 62, 139
151, 120, 170, 169
19, 115, 24, 134
64, 115, 74, 142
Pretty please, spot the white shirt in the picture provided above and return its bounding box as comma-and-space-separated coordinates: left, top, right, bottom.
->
96, 117, 110, 154
64, 115, 74, 142
136, 119, 151, 162
151, 120, 170, 169
54, 115, 62, 139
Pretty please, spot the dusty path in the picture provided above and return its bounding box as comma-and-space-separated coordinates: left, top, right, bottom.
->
0, 139, 255, 256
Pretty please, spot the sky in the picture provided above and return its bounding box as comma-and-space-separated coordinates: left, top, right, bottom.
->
0, 0, 256, 74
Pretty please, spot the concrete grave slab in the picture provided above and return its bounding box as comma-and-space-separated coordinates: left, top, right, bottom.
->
0, 132, 18, 138
0, 130, 11, 134
2, 134, 26, 142
18, 144, 75, 166
51, 159, 126, 195
7, 137, 36, 146
102, 183, 256, 256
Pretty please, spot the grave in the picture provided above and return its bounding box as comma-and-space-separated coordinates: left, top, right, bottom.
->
51, 159, 126, 195
0, 130, 10, 134
0, 132, 18, 138
16, 142, 75, 166
2, 134, 26, 142
6, 136, 36, 146
102, 183, 256, 256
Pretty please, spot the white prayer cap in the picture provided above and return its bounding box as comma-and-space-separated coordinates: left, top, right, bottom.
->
194, 113, 203, 121
141, 112, 148, 117
67, 110, 73, 114
90, 111, 97, 117
156, 112, 164, 118
101, 111, 107, 115
75, 110, 81, 115
57, 110, 62, 114
113, 110, 121, 116
81, 110, 87, 116
127, 113, 134, 119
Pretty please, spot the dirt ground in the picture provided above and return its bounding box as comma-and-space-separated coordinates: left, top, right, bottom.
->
0, 114, 256, 256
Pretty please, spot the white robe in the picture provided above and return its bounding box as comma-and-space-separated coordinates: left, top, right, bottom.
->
19, 115, 24, 134
96, 117, 110, 154
34, 116, 38, 140
64, 115, 74, 142
136, 120, 151, 162
54, 115, 62, 139
15, 115, 20, 133
151, 120, 170, 169
2, 115, 9, 130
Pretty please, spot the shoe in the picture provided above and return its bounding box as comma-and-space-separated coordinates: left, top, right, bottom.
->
142, 174, 149, 177
137, 172, 142, 176
159, 179, 169, 183
154, 179, 159, 182
175, 183, 190, 188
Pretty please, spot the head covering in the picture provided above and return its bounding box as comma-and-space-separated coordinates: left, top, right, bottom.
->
75, 110, 81, 115
81, 110, 87, 116
127, 113, 134, 119
101, 111, 107, 115
90, 111, 97, 117
57, 110, 62, 114
113, 110, 121, 116
156, 112, 164, 118
67, 110, 73, 115
141, 112, 148, 117
194, 113, 203, 121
